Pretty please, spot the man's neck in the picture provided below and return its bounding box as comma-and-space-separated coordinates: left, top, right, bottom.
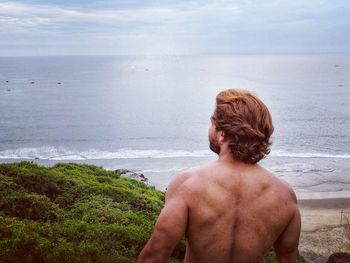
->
217, 145, 253, 168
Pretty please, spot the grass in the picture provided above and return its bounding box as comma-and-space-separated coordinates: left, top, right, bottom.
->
0, 161, 307, 262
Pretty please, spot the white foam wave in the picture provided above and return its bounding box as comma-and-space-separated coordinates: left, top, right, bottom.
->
0, 146, 348, 160
0, 146, 214, 160
142, 168, 185, 173
270, 150, 350, 159
0, 146, 86, 160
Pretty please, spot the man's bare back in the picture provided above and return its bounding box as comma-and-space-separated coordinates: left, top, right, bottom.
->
137, 89, 301, 262
137, 159, 300, 263
179, 160, 300, 262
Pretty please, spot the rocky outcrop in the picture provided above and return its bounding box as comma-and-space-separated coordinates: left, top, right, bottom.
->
114, 169, 149, 184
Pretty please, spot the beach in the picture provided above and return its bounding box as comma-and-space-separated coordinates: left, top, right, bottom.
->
298, 194, 350, 262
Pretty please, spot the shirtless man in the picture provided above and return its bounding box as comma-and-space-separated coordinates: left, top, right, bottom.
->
137, 89, 301, 263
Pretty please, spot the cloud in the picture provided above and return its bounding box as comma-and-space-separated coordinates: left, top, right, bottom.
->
0, 1, 240, 30
0, 0, 349, 55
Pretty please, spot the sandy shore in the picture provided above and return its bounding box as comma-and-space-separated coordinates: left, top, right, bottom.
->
299, 197, 350, 231
297, 195, 350, 263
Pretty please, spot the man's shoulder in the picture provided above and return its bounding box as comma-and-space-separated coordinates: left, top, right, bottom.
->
257, 165, 298, 204
166, 166, 207, 200
168, 167, 201, 189
272, 174, 298, 203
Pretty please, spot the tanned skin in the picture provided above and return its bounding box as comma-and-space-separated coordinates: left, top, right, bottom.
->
137, 118, 301, 263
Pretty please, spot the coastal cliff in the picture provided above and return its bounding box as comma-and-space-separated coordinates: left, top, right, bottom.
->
0, 162, 308, 262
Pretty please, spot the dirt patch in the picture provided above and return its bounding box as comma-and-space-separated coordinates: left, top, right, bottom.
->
299, 225, 350, 263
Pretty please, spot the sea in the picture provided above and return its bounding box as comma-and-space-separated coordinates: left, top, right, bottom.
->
0, 54, 349, 199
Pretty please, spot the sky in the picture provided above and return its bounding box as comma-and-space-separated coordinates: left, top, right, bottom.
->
0, 0, 349, 56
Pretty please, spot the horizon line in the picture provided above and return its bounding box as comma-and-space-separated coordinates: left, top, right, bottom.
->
1, 51, 350, 58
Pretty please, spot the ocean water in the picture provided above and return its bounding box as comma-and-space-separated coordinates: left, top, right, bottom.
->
0, 54, 349, 197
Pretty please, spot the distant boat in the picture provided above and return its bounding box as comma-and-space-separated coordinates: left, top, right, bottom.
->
57, 82, 62, 84
6, 80, 8, 83
31, 81, 35, 84
7, 89, 11, 91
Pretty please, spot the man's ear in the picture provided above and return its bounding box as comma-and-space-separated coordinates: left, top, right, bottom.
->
218, 131, 225, 143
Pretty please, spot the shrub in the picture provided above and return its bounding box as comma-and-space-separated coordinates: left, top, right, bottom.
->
0, 192, 63, 221
0, 162, 169, 262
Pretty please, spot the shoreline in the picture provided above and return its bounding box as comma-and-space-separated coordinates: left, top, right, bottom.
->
297, 191, 350, 201
1, 158, 350, 197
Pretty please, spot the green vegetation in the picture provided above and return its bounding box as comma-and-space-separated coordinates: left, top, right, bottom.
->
0, 161, 307, 262
0, 161, 176, 263
265, 249, 308, 263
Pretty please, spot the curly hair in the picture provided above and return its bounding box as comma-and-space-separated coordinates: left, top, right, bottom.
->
212, 89, 274, 164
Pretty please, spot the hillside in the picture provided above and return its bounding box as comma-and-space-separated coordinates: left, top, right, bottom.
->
0, 162, 307, 262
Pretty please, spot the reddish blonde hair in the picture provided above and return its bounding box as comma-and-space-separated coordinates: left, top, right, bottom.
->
212, 89, 274, 164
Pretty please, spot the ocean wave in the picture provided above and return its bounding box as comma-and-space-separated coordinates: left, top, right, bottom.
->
142, 168, 185, 173
270, 166, 336, 174
0, 146, 214, 160
270, 150, 350, 159
0, 146, 349, 160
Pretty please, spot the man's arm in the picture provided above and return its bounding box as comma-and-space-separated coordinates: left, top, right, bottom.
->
274, 205, 301, 263
137, 172, 190, 263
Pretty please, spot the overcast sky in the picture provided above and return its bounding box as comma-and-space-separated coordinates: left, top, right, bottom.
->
0, 0, 349, 56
